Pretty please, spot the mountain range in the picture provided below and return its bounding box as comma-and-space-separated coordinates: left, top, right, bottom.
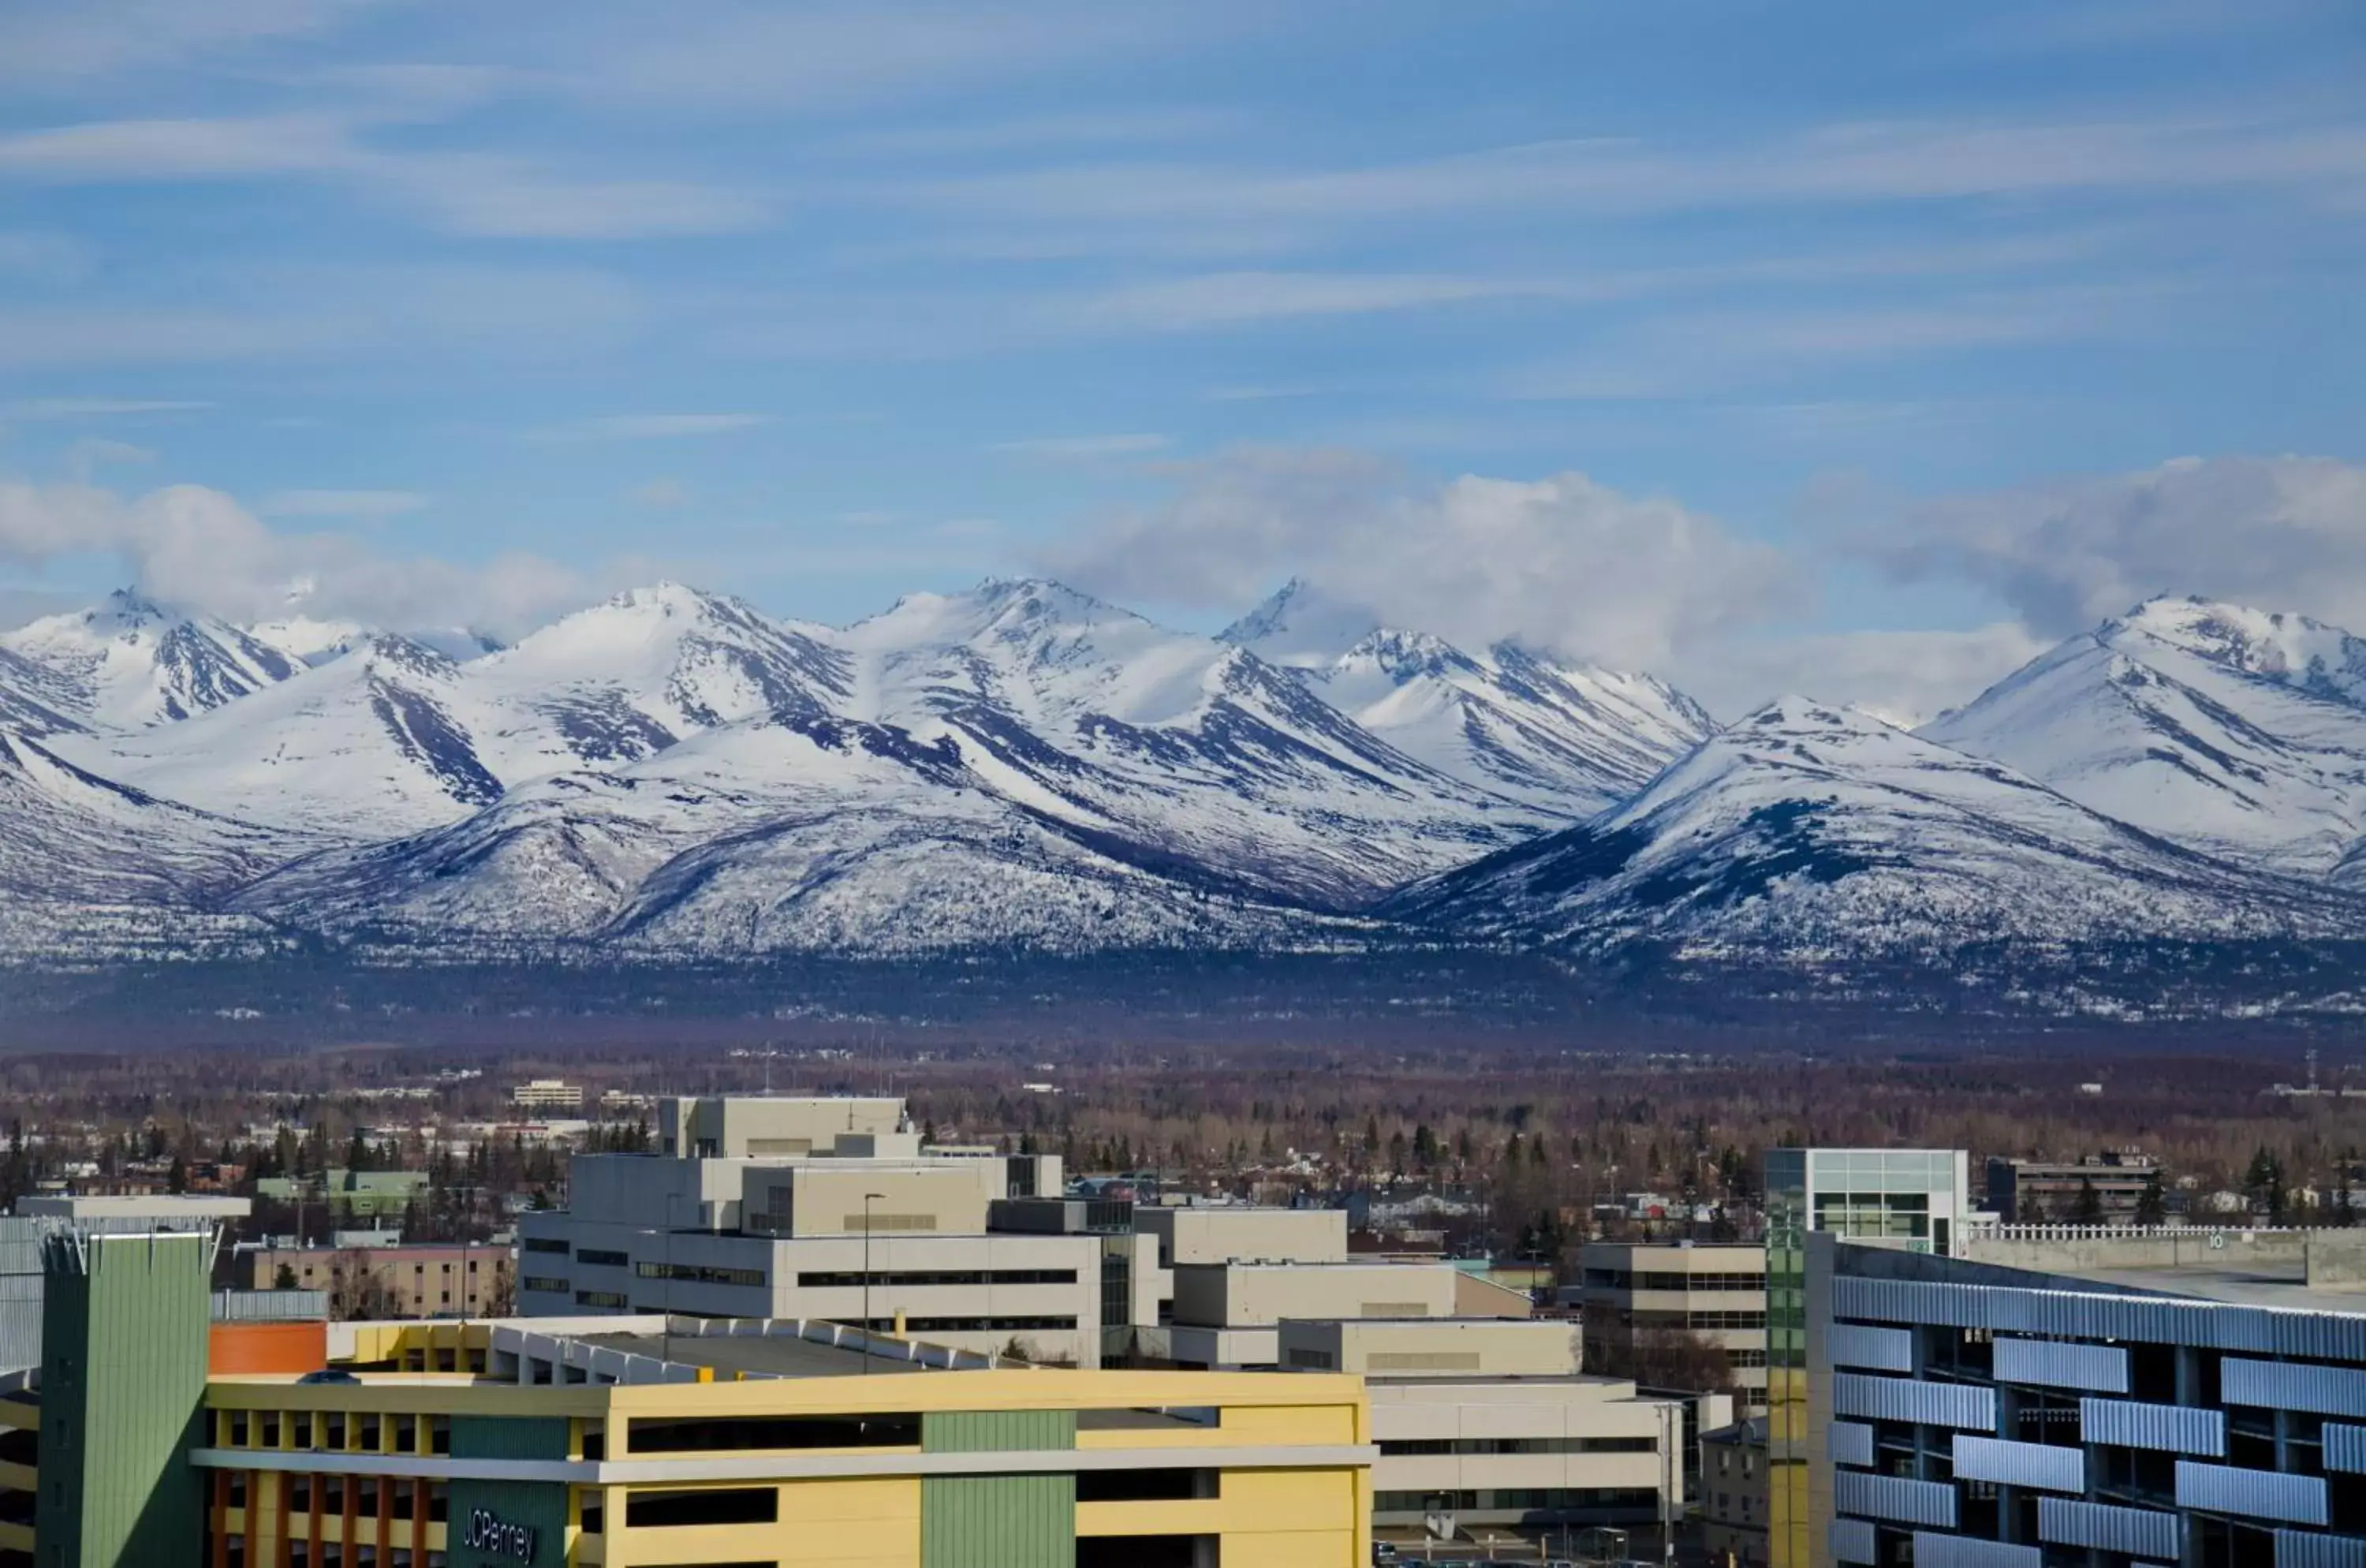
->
2, 580, 2363, 1014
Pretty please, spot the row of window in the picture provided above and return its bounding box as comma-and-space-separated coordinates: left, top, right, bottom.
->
634, 1262, 769, 1287
1378, 1437, 1657, 1457
1584, 1271, 1767, 1293
1623, 1309, 1769, 1330
520, 1237, 569, 1255
212, 1411, 450, 1458
795, 1268, 1080, 1288
216, 1472, 447, 1521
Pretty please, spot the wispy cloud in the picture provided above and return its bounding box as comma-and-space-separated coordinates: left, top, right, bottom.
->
259, 489, 427, 519
987, 433, 1170, 460
548, 413, 774, 441
0, 397, 213, 420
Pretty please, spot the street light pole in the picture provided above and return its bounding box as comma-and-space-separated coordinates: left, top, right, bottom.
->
1659, 1401, 1678, 1568
862, 1193, 885, 1375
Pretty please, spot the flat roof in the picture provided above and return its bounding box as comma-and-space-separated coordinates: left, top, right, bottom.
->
2067, 1264, 2366, 1316
580, 1331, 928, 1379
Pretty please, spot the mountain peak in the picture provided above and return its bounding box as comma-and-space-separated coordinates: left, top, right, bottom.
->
1219, 577, 1381, 669
1736, 695, 1901, 736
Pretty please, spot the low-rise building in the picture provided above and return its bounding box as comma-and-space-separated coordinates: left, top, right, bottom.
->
509, 1077, 584, 1111
254, 1167, 431, 1221
1575, 1241, 1770, 1411
1278, 1316, 1687, 1535
243, 1241, 513, 1320
1983, 1148, 2163, 1223
1160, 1259, 1528, 1370
1, 1230, 1379, 1568
657, 1092, 905, 1158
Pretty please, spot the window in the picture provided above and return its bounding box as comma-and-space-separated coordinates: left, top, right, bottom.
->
522, 1238, 570, 1255
1077, 1469, 1211, 1503
521, 1275, 570, 1294
901, 1316, 1077, 1334
794, 1268, 1080, 1288
324, 1413, 345, 1450
625, 1488, 780, 1527
360, 1414, 381, 1451
357, 1479, 379, 1518
574, 1290, 629, 1309
227, 1472, 248, 1508
430, 1417, 450, 1456
294, 1413, 313, 1449
291, 1475, 312, 1511
632, 1262, 767, 1287
629, 1413, 922, 1454
230, 1411, 250, 1447
260, 1414, 281, 1447
577, 1248, 629, 1267
395, 1415, 416, 1454
323, 1477, 345, 1514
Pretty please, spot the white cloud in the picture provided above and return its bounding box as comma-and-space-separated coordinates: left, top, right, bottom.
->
1864, 454, 2366, 637
987, 433, 1170, 460
550, 413, 774, 441
1046, 446, 1796, 670
0, 397, 212, 420
259, 489, 427, 519
0, 481, 588, 639
1676, 622, 2054, 728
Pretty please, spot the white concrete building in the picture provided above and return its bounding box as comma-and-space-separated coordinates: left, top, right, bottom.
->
519, 1099, 1095, 1365
1278, 1316, 1692, 1532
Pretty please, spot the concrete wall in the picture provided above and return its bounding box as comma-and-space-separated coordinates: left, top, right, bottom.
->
743, 1163, 997, 1239
1367, 1376, 1674, 1526
1173, 1262, 1458, 1329
659, 1096, 905, 1158
1140, 1208, 1348, 1267
1954, 1226, 2366, 1284
1280, 1317, 1580, 1378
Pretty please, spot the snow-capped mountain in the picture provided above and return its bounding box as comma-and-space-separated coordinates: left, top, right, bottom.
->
245, 612, 505, 668
1223, 578, 1713, 815
62, 584, 854, 837
1388, 697, 2359, 957
1922, 597, 2366, 876
0, 590, 310, 729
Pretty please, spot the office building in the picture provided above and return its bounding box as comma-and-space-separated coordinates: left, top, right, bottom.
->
1577, 1241, 1771, 1410
1766, 1148, 1972, 1568
519, 1097, 1096, 1365
1276, 1316, 1691, 1534
1158, 1258, 1529, 1371
242, 1241, 513, 1320
1984, 1150, 2163, 1225
510, 1078, 584, 1112
0, 1232, 1377, 1568
1805, 1224, 2366, 1568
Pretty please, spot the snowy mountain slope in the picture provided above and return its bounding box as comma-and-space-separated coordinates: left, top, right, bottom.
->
1388, 697, 2363, 956
1921, 598, 2366, 875
246, 612, 504, 667
1, 590, 309, 728
234, 706, 1353, 953
1222, 578, 1714, 816
835, 579, 1544, 905
0, 727, 304, 905
0, 645, 84, 737
58, 584, 856, 838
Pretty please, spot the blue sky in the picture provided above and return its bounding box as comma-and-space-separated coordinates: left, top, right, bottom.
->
1, 0, 2361, 717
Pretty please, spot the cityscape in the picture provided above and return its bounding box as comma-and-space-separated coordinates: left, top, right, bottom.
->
3, 3, 2364, 1567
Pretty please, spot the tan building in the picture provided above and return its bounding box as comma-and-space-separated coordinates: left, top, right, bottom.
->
657, 1093, 905, 1157
1162, 1260, 1527, 1369
1278, 1316, 1689, 1535
1136, 1204, 1349, 1267
509, 1077, 584, 1111
245, 1242, 513, 1319
1574, 1241, 1768, 1409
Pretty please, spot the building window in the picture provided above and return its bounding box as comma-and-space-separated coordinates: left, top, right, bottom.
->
360, 1414, 381, 1451
522, 1238, 570, 1255
625, 1488, 780, 1527
577, 1249, 629, 1267
629, 1413, 922, 1453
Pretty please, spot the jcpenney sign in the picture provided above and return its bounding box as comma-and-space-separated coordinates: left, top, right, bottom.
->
463, 1507, 538, 1562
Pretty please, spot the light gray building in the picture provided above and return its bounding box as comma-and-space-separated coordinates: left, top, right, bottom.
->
1804, 1226, 2366, 1568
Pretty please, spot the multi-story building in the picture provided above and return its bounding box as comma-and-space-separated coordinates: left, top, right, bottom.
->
2, 1195, 254, 1373
1766, 1148, 1972, 1568
1159, 1258, 1529, 1370
1804, 1225, 2366, 1568
0, 1229, 1379, 1568
242, 1241, 513, 1319
254, 1168, 431, 1222
1275, 1316, 1691, 1536
510, 1077, 584, 1112
518, 1099, 1097, 1365
1704, 1417, 1771, 1568
1984, 1149, 2162, 1224
1577, 1241, 1771, 1411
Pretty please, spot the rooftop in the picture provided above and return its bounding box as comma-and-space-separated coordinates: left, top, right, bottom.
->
581, 1330, 928, 1379
2069, 1264, 2366, 1316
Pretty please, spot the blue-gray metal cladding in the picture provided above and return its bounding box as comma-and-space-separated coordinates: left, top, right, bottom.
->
1834, 1276, 2366, 1360
2221, 1358, 2366, 1419
1992, 1336, 2129, 1393
2174, 1461, 2330, 1527
2079, 1397, 2227, 1457
1828, 1420, 1875, 1467
1830, 1518, 1878, 1565
2276, 1531, 2366, 1568
1833, 1372, 1998, 1431
1950, 1434, 2085, 1492
2038, 1498, 2182, 1559
1828, 1323, 1913, 1372
0, 1294, 38, 1375
209, 1288, 328, 1322
1912, 1533, 2043, 1568
2326, 1423, 2366, 1473
1834, 1470, 1957, 1529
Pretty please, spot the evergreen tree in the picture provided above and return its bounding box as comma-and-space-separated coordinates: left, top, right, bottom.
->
2073, 1176, 2104, 1225
2134, 1172, 2167, 1227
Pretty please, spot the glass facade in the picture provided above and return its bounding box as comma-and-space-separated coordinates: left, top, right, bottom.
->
1766, 1149, 1965, 1568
